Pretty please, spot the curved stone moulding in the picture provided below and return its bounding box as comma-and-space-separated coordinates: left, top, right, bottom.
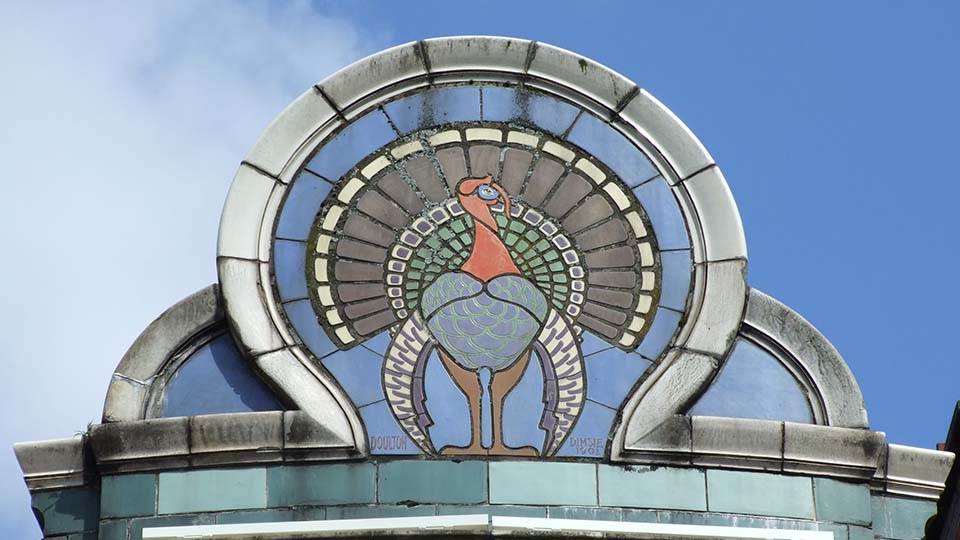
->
742, 289, 869, 429
216, 35, 748, 457
101, 284, 222, 423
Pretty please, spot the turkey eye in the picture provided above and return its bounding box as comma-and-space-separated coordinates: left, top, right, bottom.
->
476, 185, 498, 201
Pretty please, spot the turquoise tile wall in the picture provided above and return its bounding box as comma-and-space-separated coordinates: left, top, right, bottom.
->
599, 465, 706, 511
814, 478, 872, 526
379, 460, 487, 503
158, 467, 266, 514
266, 463, 375, 506
100, 474, 156, 518
707, 470, 816, 519
871, 495, 937, 540
79, 460, 946, 540
489, 462, 597, 505
31, 486, 99, 535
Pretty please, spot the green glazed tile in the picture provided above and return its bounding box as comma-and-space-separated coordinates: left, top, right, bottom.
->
267, 463, 375, 506
621, 509, 659, 523
326, 505, 437, 519
129, 514, 215, 540
871, 496, 936, 540
158, 467, 266, 514
814, 478, 872, 525
549, 507, 621, 521
31, 487, 99, 535
818, 522, 849, 540
101, 474, 156, 518
489, 462, 596, 506
599, 465, 705, 511
707, 470, 814, 519
849, 525, 874, 540
379, 460, 486, 504
438, 504, 546, 518
704, 513, 818, 530
96, 519, 128, 540
215, 509, 297, 524
658, 510, 709, 525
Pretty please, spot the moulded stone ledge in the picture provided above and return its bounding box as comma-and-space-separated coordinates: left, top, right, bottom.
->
782, 422, 885, 479
13, 437, 90, 491
882, 444, 956, 499
83, 411, 361, 476
619, 415, 952, 499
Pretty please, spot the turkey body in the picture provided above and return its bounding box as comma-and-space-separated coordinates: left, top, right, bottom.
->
421, 272, 548, 371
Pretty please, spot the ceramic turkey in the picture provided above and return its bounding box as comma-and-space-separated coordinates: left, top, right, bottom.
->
322, 144, 657, 457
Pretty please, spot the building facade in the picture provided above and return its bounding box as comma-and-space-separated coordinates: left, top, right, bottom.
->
14, 36, 956, 540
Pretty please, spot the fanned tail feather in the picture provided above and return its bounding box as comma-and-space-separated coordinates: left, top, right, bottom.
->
383, 313, 436, 454
535, 309, 586, 456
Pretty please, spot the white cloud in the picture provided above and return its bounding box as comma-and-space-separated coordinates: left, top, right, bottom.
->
0, 2, 381, 536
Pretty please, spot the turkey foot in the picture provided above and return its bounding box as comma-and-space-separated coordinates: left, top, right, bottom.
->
488, 351, 540, 457
488, 443, 539, 457
437, 349, 486, 456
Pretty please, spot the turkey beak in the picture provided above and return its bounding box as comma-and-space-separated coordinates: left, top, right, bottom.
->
492, 183, 511, 218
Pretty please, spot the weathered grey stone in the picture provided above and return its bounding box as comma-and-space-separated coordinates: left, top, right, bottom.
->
284, 410, 356, 458
782, 423, 885, 480
424, 36, 531, 74
468, 144, 501, 178
112, 285, 220, 384
527, 42, 637, 113
217, 164, 277, 260
256, 349, 359, 455
14, 438, 89, 491
563, 195, 615, 234
623, 414, 693, 466
745, 289, 869, 429
621, 350, 716, 452
521, 156, 564, 206
681, 259, 746, 358
104, 285, 222, 423
89, 417, 190, 472
243, 88, 339, 178
102, 376, 149, 424
619, 89, 714, 182
683, 166, 747, 263
189, 412, 283, 466
218, 258, 285, 355
318, 41, 428, 113
691, 416, 783, 472
500, 148, 533, 196
403, 155, 449, 202
883, 444, 955, 499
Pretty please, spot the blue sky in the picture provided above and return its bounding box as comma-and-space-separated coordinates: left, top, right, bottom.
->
1, 1, 957, 537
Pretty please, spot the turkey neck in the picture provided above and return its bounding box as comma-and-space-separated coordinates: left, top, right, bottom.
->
461, 220, 520, 282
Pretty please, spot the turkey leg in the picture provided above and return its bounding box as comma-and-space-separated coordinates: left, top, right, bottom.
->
437, 349, 486, 455
489, 351, 540, 457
